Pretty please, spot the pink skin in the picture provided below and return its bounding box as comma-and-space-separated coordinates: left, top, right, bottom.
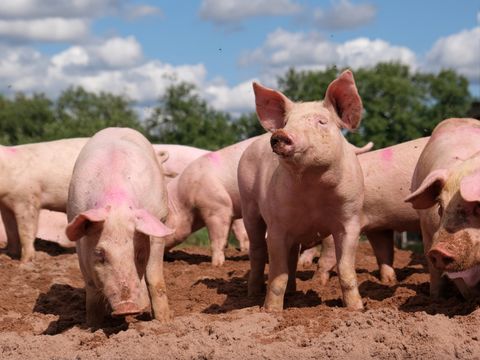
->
164, 137, 258, 266
152, 144, 209, 179
66, 128, 174, 327
405, 118, 480, 299
0, 138, 88, 262
299, 137, 428, 284
238, 70, 365, 311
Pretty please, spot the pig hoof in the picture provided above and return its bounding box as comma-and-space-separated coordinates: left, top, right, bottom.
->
263, 302, 284, 313
344, 298, 364, 311
314, 271, 330, 286
211, 252, 225, 266
153, 311, 172, 324
380, 269, 397, 284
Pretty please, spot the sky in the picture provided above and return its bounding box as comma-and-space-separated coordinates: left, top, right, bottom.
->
0, 0, 478, 118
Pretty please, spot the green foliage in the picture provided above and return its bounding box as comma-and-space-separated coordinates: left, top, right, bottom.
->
44, 87, 143, 140
277, 63, 473, 148
145, 82, 238, 150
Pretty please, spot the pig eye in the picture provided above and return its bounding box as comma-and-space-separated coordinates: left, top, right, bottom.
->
317, 117, 328, 125
94, 248, 106, 264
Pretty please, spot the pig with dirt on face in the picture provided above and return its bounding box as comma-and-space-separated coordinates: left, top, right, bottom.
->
405, 118, 480, 299
66, 128, 174, 326
238, 70, 365, 311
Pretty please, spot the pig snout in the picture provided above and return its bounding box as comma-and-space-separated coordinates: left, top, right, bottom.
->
111, 301, 142, 317
271, 130, 295, 157
428, 247, 456, 270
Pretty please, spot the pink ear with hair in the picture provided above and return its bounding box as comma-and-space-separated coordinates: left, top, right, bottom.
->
460, 170, 480, 202
404, 169, 449, 209
324, 70, 363, 130
134, 209, 174, 238
66, 207, 109, 241
253, 82, 293, 132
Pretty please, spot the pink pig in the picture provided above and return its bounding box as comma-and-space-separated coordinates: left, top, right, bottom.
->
66, 128, 173, 326
301, 137, 429, 284
405, 118, 480, 299
164, 137, 260, 266
0, 138, 88, 262
238, 70, 365, 311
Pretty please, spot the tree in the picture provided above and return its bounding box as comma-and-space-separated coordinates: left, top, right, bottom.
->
276, 63, 473, 148
43, 86, 142, 140
0, 92, 55, 145
145, 82, 237, 150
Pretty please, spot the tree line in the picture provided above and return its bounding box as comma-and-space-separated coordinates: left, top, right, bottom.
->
0, 63, 474, 149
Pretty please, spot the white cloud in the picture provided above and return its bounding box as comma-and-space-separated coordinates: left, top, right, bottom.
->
97, 36, 143, 67
425, 27, 480, 83
204, 79, 256, 114
0, 18, 89, 42
240, 28, 417, 79
199, 0, 301, 25
127, 5, 162, 20
313, 0, 376, 30
0, 0, 120, 19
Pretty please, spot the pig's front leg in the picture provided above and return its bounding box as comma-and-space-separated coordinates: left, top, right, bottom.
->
332, 219, 363, 310
146, 237, 171, 323
14, 202, 40, 263
231, 219, 249, 252
245, 214, 267, 296
287, 243, 300, 294
1, 206, 20, 259
315, 235, 336, 285
85, 285, 108, 327
264, 230, 290, 312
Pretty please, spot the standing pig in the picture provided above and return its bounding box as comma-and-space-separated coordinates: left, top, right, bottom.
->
405, 118, 480, 299
0, 138, 87, 262
301, 137, 429, 284
164, 137, 259, 266
238, 70, 365, 311
66, 128, 173, 326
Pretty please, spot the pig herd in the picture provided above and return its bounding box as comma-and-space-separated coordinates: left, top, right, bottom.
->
1, 69, 479, 326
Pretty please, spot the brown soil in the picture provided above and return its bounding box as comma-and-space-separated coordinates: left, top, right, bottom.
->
1, 240, 479, 359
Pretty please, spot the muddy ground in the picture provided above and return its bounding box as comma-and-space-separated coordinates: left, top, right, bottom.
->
0, 240, 479, 360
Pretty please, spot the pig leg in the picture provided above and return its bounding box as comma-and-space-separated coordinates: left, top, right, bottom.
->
85, 285, 108, 327
244, 211, 267, 296
332, 220, 363, 310
315, 235, 337, 286
231, 219, 249, 252
287, 243, 300, 294
297, 246, 319, 267
264, 231, 290, 311
15, 202, 40, 263
1, 206, 20, 259
146, 237, 171, 322
365, 229, 396, 283
204, 213, 232, 266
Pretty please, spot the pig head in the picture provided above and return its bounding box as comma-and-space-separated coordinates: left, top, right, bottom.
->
67, 205, 173, 317
406, 151, 480, 296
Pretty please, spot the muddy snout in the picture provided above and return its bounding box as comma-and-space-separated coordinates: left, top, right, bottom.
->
271, 130, 295, 157
111, 301, 142, 317
427, 247, 456, 271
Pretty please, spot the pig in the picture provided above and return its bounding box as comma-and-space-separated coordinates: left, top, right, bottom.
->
164, 139, 373, 266
405, 118, 480, 299
238, 70, 365, 311
66, 128, 174, 326
164, 137, 260, 266
153, 144, 209, 179
0, 138, 88, 262
300, 137, 429, 284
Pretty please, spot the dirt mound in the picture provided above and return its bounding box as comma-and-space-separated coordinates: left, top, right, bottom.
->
0, 241, 479, 359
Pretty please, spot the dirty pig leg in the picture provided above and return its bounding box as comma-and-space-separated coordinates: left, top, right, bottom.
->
85, 285, 108, 327
333, 220, 363, 310
15, 202, 40, 263
366, 229, 396, 283
245, 214, 267, 296
232, 219, 249, 252
1, 206, 21, 259
264, 231, 290, 312
146, 237, 171, 323
315, 235, 337, 286
205, 213, 232, 266
287, 243, 300, 294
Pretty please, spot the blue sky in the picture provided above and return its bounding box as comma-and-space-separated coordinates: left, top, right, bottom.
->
0, 0, 478, 117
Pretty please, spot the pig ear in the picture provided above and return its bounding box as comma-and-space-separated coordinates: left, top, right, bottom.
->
324, 70, 363, 130
65, 208, 109, 241
253, 82, 293, 132
460, 170, 480, 202
134, 209, 175, 238
156, 150, 169, 164
404, 169, 448, 209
